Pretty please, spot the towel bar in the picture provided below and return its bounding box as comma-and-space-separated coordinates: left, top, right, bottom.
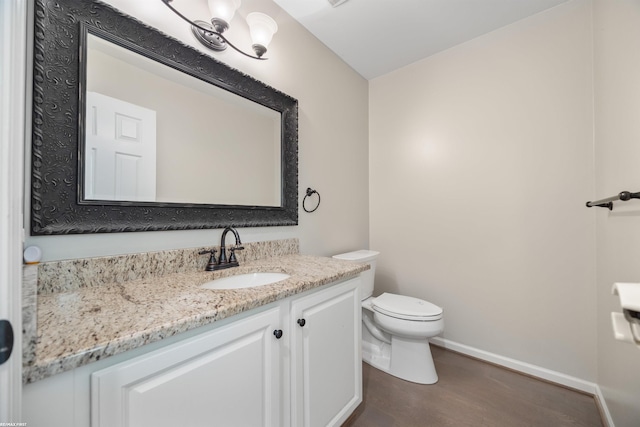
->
586, 191, 640, 210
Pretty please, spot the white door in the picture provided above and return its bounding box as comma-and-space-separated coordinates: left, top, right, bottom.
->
92, 308, 282, 427
0, 0, 26, 422
291, 278, 362, 427
84, 91, 157, 201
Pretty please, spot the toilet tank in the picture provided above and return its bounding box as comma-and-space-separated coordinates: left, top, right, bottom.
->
332, 250, 379, 300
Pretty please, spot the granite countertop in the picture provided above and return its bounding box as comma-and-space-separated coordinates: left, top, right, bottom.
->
23, 254, 368, 384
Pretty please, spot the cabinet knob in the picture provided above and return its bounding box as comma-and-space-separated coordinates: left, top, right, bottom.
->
273, 329, 283, 339
297, 318, 306, 327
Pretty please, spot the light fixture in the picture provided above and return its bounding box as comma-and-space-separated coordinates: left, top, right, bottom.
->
161, 0, 278, 60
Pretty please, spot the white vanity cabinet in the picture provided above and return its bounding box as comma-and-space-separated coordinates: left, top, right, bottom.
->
91, 307, 282, 427
289, 278, 362, 427
23, 276, 362, 427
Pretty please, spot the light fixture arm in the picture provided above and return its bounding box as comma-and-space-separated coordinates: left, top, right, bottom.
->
161, 0, 268, 60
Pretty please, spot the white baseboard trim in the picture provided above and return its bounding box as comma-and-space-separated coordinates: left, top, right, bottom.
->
430, 337, 614, 426
430, 337, 596, 394
594, 385, 615, 427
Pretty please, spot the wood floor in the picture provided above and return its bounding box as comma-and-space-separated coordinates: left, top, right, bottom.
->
343, 346, 603, 427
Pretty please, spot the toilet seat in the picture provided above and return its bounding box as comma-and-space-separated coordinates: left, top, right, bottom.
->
372, 293, 443, 321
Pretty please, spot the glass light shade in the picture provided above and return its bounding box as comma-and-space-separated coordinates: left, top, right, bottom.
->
207, 0, 241, 23
246, 12, 278, 49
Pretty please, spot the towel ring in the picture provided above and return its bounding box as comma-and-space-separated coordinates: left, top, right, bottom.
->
303, 188, 321, 213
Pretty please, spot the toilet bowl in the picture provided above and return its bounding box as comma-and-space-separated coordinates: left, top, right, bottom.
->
333, 250, 444, 384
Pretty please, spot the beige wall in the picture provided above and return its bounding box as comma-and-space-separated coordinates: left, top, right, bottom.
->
594, 1, 640, 425
25, 0, 369, 260
370, 0, 597, 381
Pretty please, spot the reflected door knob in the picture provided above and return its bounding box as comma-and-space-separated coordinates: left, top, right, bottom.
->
297, 318, 306, 327
273, 329, 283, 339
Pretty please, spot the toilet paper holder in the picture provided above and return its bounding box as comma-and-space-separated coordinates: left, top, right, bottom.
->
611, 282, 640, 349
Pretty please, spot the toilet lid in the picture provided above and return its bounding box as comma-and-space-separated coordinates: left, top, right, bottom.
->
372, 293, 443, 321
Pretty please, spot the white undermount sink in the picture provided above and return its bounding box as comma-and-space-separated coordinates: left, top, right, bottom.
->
200, 272, 291, 290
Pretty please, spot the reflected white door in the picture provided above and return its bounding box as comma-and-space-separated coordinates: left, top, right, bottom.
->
85, 92, 157, 201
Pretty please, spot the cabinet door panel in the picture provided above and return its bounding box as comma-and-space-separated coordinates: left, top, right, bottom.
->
92, 308, 280, 427
291, 278, 362, 427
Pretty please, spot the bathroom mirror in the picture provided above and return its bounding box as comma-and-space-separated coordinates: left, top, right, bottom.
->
83, 32, 282, 207
31, 0, 298, 235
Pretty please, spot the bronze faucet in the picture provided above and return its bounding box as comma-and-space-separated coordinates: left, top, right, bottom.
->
199, 226, 245, 271
219, 226, 244, 267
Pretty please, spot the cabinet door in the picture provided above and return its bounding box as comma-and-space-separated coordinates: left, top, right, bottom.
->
91, 307, 281, 427
291, 278, 362, 427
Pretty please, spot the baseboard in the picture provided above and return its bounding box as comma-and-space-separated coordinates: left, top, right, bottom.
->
594, 385, 615, 427
429, 337, 615, 426
430, 337, 596, 394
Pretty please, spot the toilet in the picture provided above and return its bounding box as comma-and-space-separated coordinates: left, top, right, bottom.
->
333, 250, 444, 384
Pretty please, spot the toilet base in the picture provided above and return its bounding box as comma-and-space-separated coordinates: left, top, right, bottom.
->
390, 335, 438, 384
362, 334, 438, 384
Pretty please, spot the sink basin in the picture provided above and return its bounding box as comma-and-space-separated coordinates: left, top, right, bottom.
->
200, 272, 290, 290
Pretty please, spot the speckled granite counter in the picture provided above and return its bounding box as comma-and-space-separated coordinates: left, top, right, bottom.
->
23, 254, 367, 383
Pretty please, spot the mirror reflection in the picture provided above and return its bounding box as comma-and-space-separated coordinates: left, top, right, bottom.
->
84, 33, 282, 207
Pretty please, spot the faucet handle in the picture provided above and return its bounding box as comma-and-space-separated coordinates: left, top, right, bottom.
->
198, 249, 218, 271
198, 248, 217, 256
228, 246, 244, 263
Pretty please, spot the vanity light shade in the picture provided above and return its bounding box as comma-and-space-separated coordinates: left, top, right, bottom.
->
246, 12, 278, 53
208, 0, 241, 24
161, 0, 275, 59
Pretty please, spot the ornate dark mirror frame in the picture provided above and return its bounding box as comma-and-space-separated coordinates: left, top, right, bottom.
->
31, 0, 298, 235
